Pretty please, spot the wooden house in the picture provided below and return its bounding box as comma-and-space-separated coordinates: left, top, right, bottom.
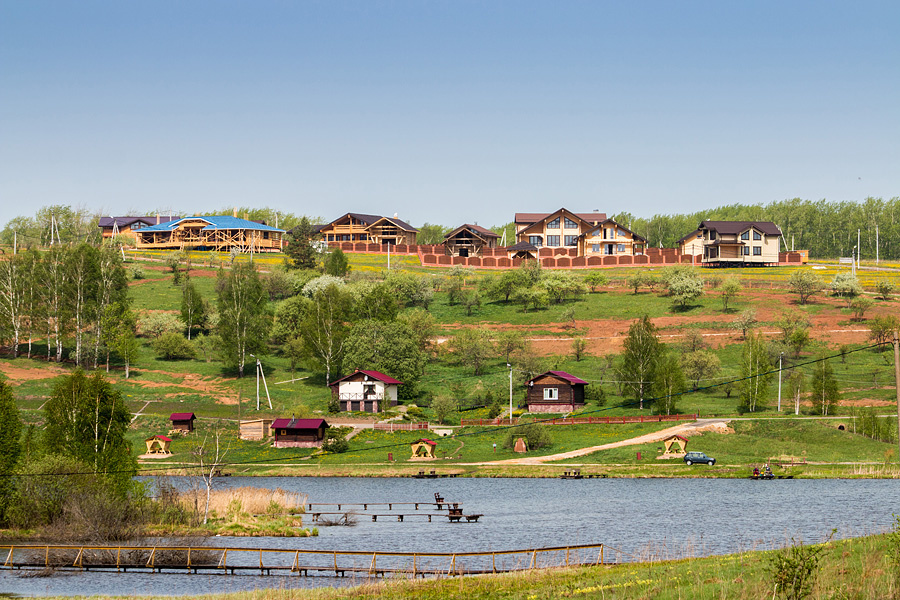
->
505, 241, 539, 260
133, 212, 285, 252
696, 221, 783, 266
98, 215, 178, 243
578, 218, 647, 257
525, 371, 588, 414
329, 369, 403, 413
271, 418, 329, 448
169, 412, 196, 432
514, 209, 607, 249
677, 229, 704, 258
318, 213, 418, 245
239, 419, 274, 441
443, 224, 500, 257
410, 438, 437, 460
144, 435, 172, 455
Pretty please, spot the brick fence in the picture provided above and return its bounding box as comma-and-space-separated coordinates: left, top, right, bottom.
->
325, 241, 805, 269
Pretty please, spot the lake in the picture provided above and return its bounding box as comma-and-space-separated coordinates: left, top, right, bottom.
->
1, 476, 897, 597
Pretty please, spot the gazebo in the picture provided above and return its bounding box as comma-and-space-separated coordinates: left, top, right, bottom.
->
662, 434, 688, 456
409, 439, 437, 460
144, 435, 172, 455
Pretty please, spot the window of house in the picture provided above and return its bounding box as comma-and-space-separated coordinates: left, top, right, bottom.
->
742, 246, 750, 255
564, 217, 578, 229
709, 247, 718, 258
564, 235, 578, 246
753, 246, 762, 255
591, 244, 600, 253
618, 244, 626, 253
547, 218, 560, 229
753, 230, 762, 240
529, 236, 543, 247
132, 222, 144, 230
741, 231, 750, 240
544, 388, 559, 400
546, 235, 560, 247
618, 228, 628, 237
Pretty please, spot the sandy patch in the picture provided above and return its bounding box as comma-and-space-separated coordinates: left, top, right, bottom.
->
0, 361, 68, 382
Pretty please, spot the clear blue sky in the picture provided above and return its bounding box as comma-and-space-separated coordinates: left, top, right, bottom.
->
2, 1, 898, 229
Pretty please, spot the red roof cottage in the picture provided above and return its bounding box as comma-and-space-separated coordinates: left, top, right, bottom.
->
170, 412, 196, 432
329, 370, 403, 413
525, 371, 588, 414
271, 418, 329, 448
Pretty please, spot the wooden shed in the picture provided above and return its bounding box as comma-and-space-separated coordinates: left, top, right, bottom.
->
525, 371, 588, 413
271, 418, 329, 448
240, 419, 274, 441
662, 434, 688, 456
410, 438, 437, 460
144, 435, 172, 455
170, 412, 196, 432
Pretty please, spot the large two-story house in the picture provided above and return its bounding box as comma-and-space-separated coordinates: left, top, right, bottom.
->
578, 218, 647, 257
514, 209, 607, 249
133, 214, 285, 252
318, 213, 418, 245
696, 221, 783, 266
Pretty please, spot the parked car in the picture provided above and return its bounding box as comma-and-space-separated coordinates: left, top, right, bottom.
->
684, 451, 715, 466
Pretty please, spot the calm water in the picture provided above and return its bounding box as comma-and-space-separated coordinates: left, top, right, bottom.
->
1, 476, 897, 597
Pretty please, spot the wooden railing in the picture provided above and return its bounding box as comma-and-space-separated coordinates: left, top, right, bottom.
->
374, 422, 429, 431
0, 542, 625, 577
460, 414, 697, 427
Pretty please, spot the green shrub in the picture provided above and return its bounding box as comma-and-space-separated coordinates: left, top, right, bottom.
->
503, 423, 552, 451
152, 332, 196, 360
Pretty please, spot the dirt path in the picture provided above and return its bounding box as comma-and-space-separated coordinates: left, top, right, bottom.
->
476, 419, 731, 465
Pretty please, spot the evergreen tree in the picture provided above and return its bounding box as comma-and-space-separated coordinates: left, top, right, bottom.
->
324, 248, 351, 277
284, 217, 319, 270
620, 315, 662, 409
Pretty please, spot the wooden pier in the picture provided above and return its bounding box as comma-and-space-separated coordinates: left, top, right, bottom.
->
0, 543, 620, 578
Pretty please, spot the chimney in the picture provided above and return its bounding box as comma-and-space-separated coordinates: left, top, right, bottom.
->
156, 212, 160, 224
233, 207, 238, 218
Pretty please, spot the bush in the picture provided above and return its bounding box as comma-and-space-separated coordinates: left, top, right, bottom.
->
129, 264, 145, 280
139, 312, 183, 339
153, 332, 196, 360
503, 423, 552, 451
322, 427, 351, 453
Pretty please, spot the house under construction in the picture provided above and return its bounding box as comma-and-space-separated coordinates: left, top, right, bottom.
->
133, 214, 285, 252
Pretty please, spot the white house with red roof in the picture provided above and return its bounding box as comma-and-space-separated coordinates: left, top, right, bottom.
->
525, 371, 589, 413
329, 369, 403, 413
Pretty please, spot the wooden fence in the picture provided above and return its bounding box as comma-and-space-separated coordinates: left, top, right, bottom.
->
0, 542, 625, 578
460, 414, 697, 427
373, 422, 430, 431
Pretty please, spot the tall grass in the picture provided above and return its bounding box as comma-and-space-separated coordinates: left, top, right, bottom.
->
179, 487, 307, 516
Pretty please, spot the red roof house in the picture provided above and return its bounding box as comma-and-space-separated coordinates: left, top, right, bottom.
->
271, 418, 329, 448
329, 370, 403, 413
525, 371, 589, 414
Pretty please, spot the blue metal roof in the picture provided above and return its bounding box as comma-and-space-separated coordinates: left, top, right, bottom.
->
138, 215, 284, 233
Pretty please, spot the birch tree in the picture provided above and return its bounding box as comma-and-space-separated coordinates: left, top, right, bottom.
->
91, 243, 128, 368
67, 244, 100, 367
296, 283, 353, 385
40, 246, 70, 362
216, 263, 269, 378
738, 332, 773, 413
0, 254, 25, 357
620, 315, 662, 409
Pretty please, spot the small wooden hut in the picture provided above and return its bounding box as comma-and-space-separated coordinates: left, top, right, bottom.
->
144, 435, 172, 455
170, 412, 196, 432
662, 434, 688, 456
271, 418, 329, 448
409, 438, 437, 460
240, 419, 274, 441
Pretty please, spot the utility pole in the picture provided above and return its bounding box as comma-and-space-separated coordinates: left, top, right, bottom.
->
387, 242, 391, 270
508, 363, 513, 425
894, 332, 900, 463
249, 353, 272, 410
876, 224, 880, 264
857, 229, 861, 269
777, 352, 783, 412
